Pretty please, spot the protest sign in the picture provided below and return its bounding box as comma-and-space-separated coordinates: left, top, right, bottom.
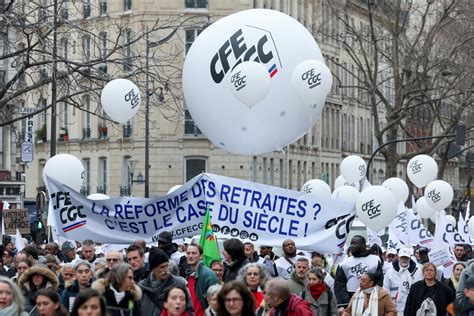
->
45, 173, 356, 253
3, 208, 30, 235
428, 247, 451, 267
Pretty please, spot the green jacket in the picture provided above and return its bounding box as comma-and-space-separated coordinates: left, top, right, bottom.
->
189, 262, 219, 308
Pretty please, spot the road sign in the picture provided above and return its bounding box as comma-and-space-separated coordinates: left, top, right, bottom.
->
21, 142, 33, 163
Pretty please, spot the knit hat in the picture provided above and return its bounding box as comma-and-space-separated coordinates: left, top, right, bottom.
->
61, 241, 76, 254
149, 246, 169, 270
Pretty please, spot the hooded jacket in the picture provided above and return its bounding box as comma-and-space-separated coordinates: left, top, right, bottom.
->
92, 278, 142, 316
383, 259, 423, 313
269, 294, 314, 316
455, 259, 474, 314
18, 265, 60, 312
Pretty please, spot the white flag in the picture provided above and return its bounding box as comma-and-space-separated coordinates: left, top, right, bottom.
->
15, 229, 25, 252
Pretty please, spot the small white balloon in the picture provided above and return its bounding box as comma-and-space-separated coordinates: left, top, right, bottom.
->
43, 154, 85, 192
415, 196, 437, 219
301, 179, 331, 198
87, 193, 110, 200
429, 211, 439, 224
334, 175, 360, 191
407, 155, 438, 188
167, 185, 182, 195
468, 216, 474, 237
382, 178, 409, 204
229, 61, 271, 108
332, 185, 360, 204
101, 79, 141, 123
291, 59, 332, 109
424, 180, 454, 211
445, 215, 456, 227
355, 185, 397, 231
341, 155, 367, 183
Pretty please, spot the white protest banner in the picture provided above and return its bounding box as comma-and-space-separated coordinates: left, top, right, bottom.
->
45, 173, 356, 253
367, 227, 382, 247
389, 202, 409, 245
428, 247, 451, 267
387, 226, 403, 250
406, 208, 433, 248
457, 210, 472, 245
433, 210, 456, 249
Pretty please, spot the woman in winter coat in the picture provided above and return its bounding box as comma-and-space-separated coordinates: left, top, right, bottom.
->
92, 262, 142, 316
18, 264, 60, 313
404, 262, 454, 316
301, 268, 338, 316
222, 239, 249, 283
61, 260, 95, 312
344, 272, 396, 316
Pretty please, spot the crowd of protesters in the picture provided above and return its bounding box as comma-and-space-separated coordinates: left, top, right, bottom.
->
0, 232, 474, 315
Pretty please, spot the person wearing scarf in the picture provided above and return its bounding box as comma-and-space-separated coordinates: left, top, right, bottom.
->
301, 268, 338, 316
343, 272, 396, 316
445, 263, 465, 316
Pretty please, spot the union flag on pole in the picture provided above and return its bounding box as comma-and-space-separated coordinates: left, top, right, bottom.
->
199, 207, 220, 267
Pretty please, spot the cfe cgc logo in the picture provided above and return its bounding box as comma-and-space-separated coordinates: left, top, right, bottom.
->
361, 198, 382, 219
409, 160, 422, 174
426, 189, 441, 203
231, 71, 247, 91
210, 26, 282, 84
301, 68, 321, 89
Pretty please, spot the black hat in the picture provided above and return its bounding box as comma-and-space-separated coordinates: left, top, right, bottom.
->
158, 231, 172, 244
418, 247, 429, 254
149, 246, 169, 270
61, 241, 76, 254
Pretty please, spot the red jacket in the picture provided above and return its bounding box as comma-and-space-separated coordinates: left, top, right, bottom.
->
270, 294, 315, 316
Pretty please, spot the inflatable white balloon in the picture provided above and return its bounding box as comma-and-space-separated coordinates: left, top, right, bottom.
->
301, 179, 331, 198
332, 185, 360, 204
407, 155, 438, 188
424, 180, 454, 211
182, 9, 328, 155
382, 178, 409, 204
291, 60, 332, 109
43, 154, 85, 192
415, 196, 437, 218
167, 185, 182, 195
340, 155, 367, 183
87, 193, 110, 200
334, 175, 360, 191
229, 61, 271, 108
429, 211, 439, 224
445, 215, 456, 227
355, 186, 397, 231
101, 79, 141, 123
468, 217, 474, 237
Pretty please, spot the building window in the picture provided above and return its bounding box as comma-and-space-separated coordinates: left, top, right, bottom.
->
61, 101, 68, 128
185, 29, 202, 54
83, 0, 91, 18
185, 0, 208, 9
185, 157, 207, 182
124, 0, 132, 11
98, 157, 107, 194
99, 32, 107, 73
99, 0, 107, 15
61, 0, 69, 20
123, 29, 132, 72
83, 35, 91, 63
82, 159, 90, 195
60, 39, 68, 70
121, 156, 132, 196
83, 95, 91, 139
184, 109, 201, 135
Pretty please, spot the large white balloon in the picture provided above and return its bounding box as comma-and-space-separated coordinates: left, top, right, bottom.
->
332, 185, 360, 204
382, 178, 409, 204
182, 9, 327, 155
87, 193, 110, 200
334, 175, 360, 191
356, 186, 397, 231
429, 211, 439, 224
424, 180, 454, 211
407, 155, 438, 188
415, 196, 437, 219
101, 79, 141, 123
167, 185, 182, 195
301, 179, 331, 198
340, 155, 367, 183
43, 154, 85, 192
291, 60, 332, 109
229, 61, 271, 108
445, 215, 456, 227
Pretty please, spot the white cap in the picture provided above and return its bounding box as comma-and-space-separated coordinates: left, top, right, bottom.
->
387, 248, 397, 255
398, 248, 412, 258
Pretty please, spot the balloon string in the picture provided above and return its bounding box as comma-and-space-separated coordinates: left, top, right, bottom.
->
248, 107, 252, 182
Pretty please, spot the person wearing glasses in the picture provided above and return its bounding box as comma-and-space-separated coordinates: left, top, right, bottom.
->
216, 280, 256, 316
185, 244, 219, 316
210, 260, 224, 284
91, 262, 141, 315
97, 250, 123, 279
61, 260, 95, 312
404, 262, 454, 316
237, 262, 269, 313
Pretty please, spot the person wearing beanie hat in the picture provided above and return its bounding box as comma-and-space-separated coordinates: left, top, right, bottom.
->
158, 231, 184, 266
61, 241, 77, 263
139, 247, 194, 315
